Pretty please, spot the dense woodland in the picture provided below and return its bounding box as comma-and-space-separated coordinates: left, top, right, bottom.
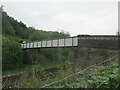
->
2, 8, 73, 72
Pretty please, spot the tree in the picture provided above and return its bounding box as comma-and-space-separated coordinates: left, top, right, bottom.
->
2, 36, 23, 70
29, 30, 48, 41
24, 27, 35, 39
2, 12, 15, 36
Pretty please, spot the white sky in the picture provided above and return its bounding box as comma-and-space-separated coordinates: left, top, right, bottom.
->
1, 0, 119, 36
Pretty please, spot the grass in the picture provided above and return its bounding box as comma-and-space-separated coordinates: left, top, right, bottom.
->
2, 61, 68, 76
2, 65, 33, 76
15, 61, 119, 88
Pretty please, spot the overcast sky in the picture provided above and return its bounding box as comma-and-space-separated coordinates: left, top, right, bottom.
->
2, 0, 118, 36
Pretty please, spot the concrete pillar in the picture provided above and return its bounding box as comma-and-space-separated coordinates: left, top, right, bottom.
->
22, 49, 29, 64
73, 47, 78, 73
73, 47, 90, 72
57, 48, 62, 63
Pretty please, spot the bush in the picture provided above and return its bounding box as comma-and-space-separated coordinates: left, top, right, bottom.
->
2, 36, 23, 70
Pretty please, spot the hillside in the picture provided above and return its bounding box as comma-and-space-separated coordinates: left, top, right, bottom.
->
2, 8, 71, 74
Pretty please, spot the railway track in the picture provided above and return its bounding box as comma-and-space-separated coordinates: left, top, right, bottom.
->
2, 53, 118, 88
2, 65, 67, 88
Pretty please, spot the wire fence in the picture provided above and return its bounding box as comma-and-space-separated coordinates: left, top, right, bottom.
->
40, 55, 118, 88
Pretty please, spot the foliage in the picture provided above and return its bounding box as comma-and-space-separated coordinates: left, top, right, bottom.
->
2, 9, 71, 74
2, 12, 15, 36
2, 36, 23, 70
16, 61, 119, 88
49, 63, 119, 88
16, 73, 40, 88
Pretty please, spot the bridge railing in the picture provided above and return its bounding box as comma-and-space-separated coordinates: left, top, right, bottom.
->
21, 36, 78, 49
21, 35, 119, 49
78, 35, 118, 40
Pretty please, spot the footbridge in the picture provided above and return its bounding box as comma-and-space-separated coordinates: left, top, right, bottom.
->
21, 35, 119, 50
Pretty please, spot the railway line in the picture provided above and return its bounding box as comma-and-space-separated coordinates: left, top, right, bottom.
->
2, 65, 67, 88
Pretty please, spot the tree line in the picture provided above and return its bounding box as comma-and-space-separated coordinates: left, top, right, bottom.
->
2, 8, 73, 71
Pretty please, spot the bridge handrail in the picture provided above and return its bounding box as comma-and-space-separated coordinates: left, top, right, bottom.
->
21, 36, 78, 49
21, 35, 119, 49
23, 36, 77, 44
22, 35, 119, 44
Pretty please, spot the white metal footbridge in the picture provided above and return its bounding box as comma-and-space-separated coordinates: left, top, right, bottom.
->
21, 35, 119, 50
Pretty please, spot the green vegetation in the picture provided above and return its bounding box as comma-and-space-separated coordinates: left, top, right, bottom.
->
49, 63, 119, 88
16, 62, 119, 88
2, 36, 23, 70
2, 7, 71, 75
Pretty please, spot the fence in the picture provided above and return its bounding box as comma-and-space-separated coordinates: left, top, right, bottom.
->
40, 54, 118, 88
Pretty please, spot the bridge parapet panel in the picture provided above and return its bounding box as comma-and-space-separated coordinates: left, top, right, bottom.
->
65, 38, 72, 46
47, 40, 52, 47
59, 39, 64, 47
78, 36, 119, 49
34, 42, 38, 48
73, 37, 78, 46
53, 40, 58, 47
42, 41, 46, 47
38, 41, 42, 47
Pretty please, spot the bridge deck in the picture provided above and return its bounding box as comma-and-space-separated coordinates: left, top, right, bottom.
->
21, 35, 119, 50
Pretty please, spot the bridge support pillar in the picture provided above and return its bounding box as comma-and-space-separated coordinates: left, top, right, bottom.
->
73, 47, 90, 72
22, 49, 29, 64
73, 47, 78, 73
